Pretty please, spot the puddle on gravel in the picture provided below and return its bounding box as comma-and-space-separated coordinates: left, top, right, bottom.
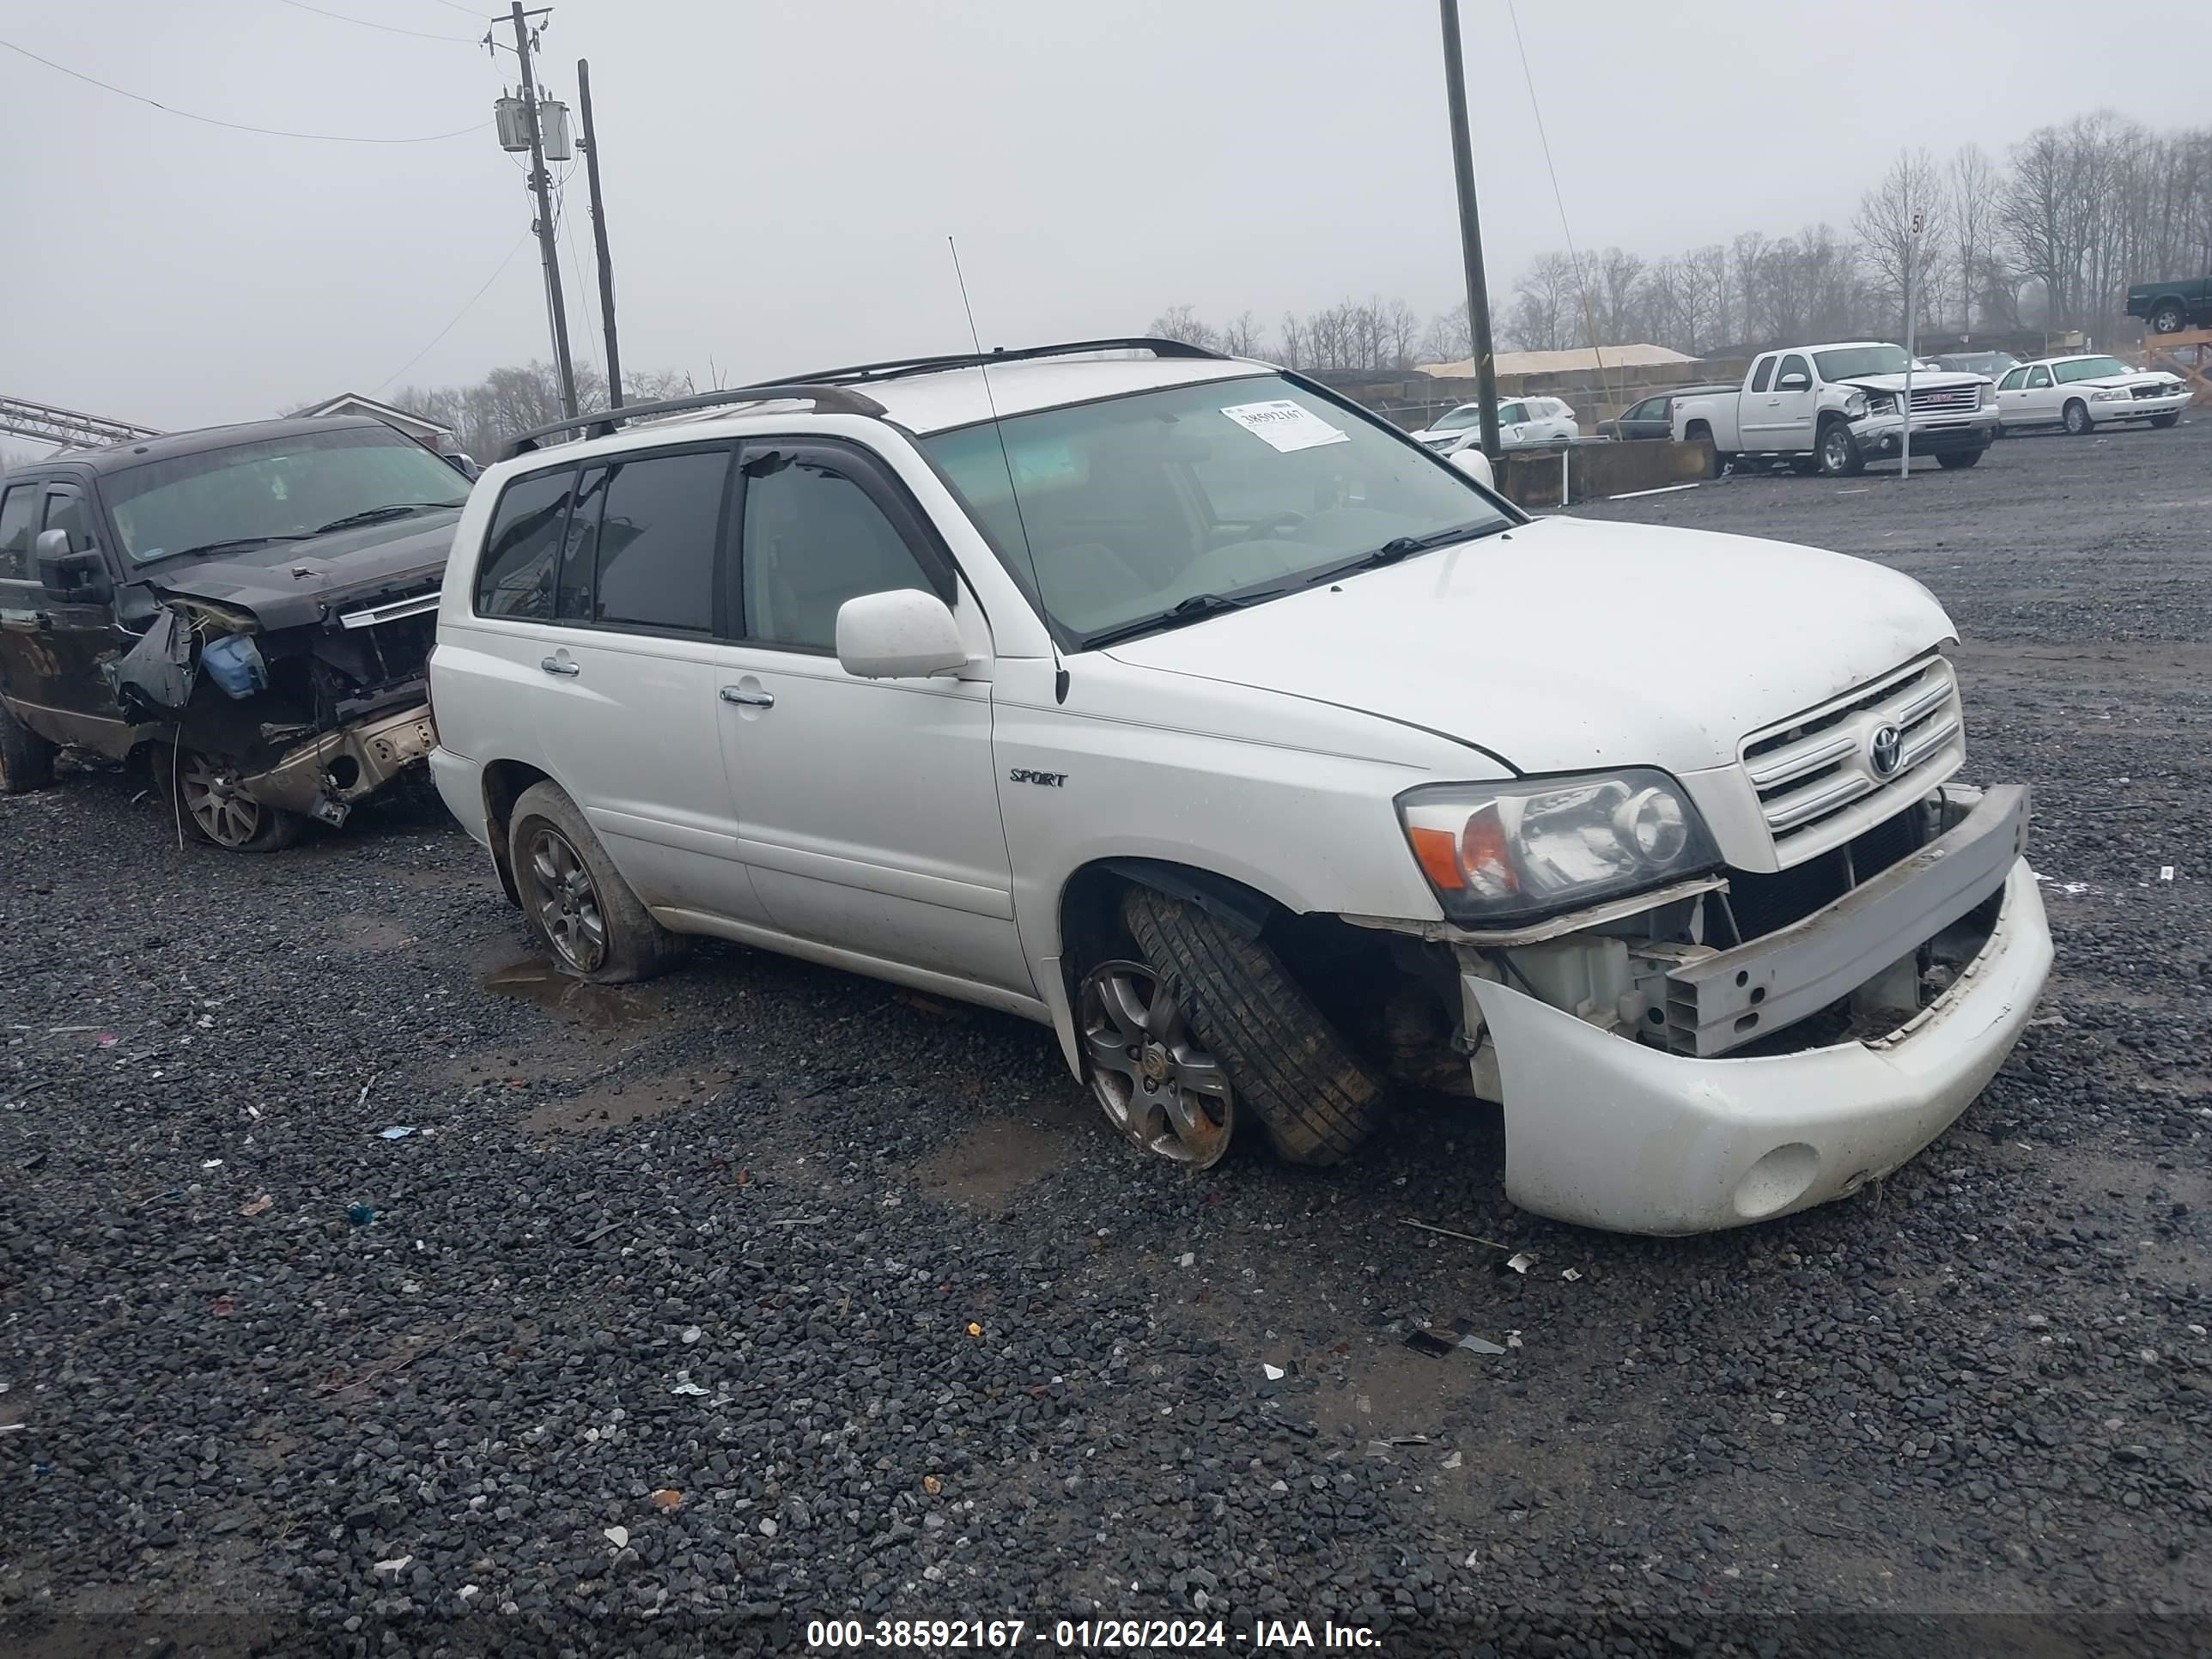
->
331, 913, 416, 952
915, 1116, 1077, 1211
477, 956, 660, 1030
524, 1067, 723, 1133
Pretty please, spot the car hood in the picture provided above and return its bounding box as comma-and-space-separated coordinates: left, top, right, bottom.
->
140, 510, 459, 630
1100, 516, 1954, 775
1835, 371, 1984, 395
2059, 371, 2176, 391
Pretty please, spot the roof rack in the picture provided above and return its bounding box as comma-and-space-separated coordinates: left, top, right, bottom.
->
497, 339, 1232, 461
774, 336, 1230, 389
501, 382, 890, 460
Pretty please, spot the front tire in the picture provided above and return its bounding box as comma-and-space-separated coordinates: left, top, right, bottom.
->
2150, 411, 2179, 428
1936, 449, 1984, 470
1816, 421, 1863, 477
2150, 301, 2185, 333
0, 702, 58, 795
1120, 886, 1387, 1166
2062, 399, 2093, 435
508, 781, 687, 983
171, 746, 303, 851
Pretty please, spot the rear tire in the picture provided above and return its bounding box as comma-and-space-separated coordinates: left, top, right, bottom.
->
1816, 420, 1863, 477
0, 702, 58, 795
2062, 399, 2093, 435
2150, 301, 2185, 333
1121, 885, 1387, 1166
2150, 411, 2179, 428
1936, 449, 1984, 470
508, 780, 688, 983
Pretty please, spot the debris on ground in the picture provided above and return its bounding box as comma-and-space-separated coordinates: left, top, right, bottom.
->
602, 1526, 629, 1550
1401, 1218, 1512, 1250
1562, 1267, 1583, 1282
1405, 1319, 1508, 1358
377, 1126, 416, 1140
668, 1372, 708, 1398
649, 1488, 683, 1512
1443, 1450, 1463, 1469
2160, 866, 2175, 881
922, 1474, 943, 1496
346, 1204, 374, 1225
239, 1194, 274, 1217
680, 1325, 702, 1345
1177, 1252, 1195, 1267
1505, 1251, 1538, 1274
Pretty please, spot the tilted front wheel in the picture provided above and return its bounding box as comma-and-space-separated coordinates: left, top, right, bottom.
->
172, 747, 301, 851
2150, 412, 2179, 428
2062, 400, 2093, 435
0, 702, 57, 795
1936, 449, 1984, 470
1079, 960, 1235, 1169
507, 781, 688, 983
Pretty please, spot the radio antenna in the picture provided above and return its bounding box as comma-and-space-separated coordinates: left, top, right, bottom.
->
947, 235, 1067, 704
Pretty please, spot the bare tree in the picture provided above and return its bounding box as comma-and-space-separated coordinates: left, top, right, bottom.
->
1504, 252, 1577, 351
1729, 231, 1771, 345
1220, 311, 1269, 358
1856, 149, 1948, 336
1146, 306, 1216, 349
1946, 143, 2004, 331
1376, 298, 1422, 368
1419, 301, 1472, 365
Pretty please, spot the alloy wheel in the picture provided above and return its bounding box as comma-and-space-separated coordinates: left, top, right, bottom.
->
1079, 959, 1234, 1169
178, 750, 266, 848
526, 826, 608, 973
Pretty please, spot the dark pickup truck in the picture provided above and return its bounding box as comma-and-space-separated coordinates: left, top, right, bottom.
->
2127, 276, 2212, 334
0, 416, 471, 848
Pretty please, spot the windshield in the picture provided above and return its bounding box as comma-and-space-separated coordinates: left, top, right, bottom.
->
920, 374, 1512, 646
1429, 405, 1481, 430
1812, 345, 1911, 380
105, 427, 471, 563
2052, 356, 2131, 383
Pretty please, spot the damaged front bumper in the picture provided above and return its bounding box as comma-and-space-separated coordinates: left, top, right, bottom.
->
236, 702, 438, 825
1846, 410, 1996, 457
1458, 785, 2052, 1235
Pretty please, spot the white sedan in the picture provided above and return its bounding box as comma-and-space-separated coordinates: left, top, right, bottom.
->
1993, 354, 2190, 436
1410, 396, 1579, 450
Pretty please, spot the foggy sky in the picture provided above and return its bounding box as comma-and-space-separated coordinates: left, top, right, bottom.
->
2, 0, 2200, 440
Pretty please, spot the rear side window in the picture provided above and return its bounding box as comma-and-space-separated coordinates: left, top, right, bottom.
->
589, 449, 730, 634
1749, 356, 1775, 393
0, 485, 39, 581
474, 467, 577, 620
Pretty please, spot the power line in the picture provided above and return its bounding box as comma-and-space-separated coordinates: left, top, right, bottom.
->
425, 0, 494, 15
372, 227, 534, 395
274, 0, 479, 44
0, 37, 488, 142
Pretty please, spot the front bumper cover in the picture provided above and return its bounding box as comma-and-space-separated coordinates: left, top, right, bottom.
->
1463, 796, 2051, 1235
1848, 411, 1996, 455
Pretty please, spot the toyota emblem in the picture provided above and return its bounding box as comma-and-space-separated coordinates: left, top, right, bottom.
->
1868, 723, 1904, 778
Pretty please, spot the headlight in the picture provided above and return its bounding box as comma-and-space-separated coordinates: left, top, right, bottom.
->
2090, 387, 2127, 401
1396, 769, 1723, 925
1978, 380, 1994, 407
1864, 392, 1895, 416
1844, 391, 1869, 418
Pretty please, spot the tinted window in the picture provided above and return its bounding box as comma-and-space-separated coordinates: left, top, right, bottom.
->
555, 467, 609, 622
474, 467, 575, 620
1627, 398, 1663, 422
1998, 368, 2027, 391
43, 488, 88, 551
1749, 357, 1775, 392
590, 450, 728, 633
1498, 403, 1526, 424
741, 452, 937, 653
1777, 354, 1810, 385
0, 485, 39, 581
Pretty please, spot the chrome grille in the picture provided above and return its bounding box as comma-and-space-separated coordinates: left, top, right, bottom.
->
2131, 383, 2167, 400
1741, 655, 1964, 866
1909, 381, 1981, 414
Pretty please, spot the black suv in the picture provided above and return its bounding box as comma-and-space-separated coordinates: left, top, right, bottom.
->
0, 417, 471, 848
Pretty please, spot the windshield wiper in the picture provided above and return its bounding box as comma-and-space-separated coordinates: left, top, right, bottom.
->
1079, 591, 1271, 651
1304, 520, 1503, 585
165, 534, 311, 559
311, 502, 457, 535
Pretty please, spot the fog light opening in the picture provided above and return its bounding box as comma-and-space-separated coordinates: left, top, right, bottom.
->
1732, 1142, 1820, 1220
328, 756, 361, 791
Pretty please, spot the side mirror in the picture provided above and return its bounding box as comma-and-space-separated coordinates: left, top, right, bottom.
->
35, 529, 112, 605
836, 588, 967, 679
1449, 448, 1496, 489
1777, 372, 1810, 391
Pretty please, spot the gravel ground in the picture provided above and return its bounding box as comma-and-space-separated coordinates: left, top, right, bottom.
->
3, 416, 2209, 1658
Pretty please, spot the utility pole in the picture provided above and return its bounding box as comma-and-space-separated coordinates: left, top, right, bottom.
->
1901, 208, 1922, 479
509, 2, 577, 419
1438, 0, 1501, 459
576, 59, 622, 410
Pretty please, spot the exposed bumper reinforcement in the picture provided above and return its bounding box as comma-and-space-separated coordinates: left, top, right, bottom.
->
239, 702, 437, 824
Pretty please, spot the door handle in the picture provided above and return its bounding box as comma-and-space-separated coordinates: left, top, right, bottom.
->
720, 684, 775, 708
540, 655, 580, 677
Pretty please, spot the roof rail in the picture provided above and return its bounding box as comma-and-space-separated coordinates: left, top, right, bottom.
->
501, 381, 890, 460
776, 336, 1230, 389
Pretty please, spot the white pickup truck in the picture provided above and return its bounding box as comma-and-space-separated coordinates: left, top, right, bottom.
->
1673, 341, 1996, 477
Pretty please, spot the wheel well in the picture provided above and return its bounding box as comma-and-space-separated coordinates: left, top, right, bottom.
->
1054, 859, 1452, 1085
1684, 419, 1711, 441
481, 758, 552, 907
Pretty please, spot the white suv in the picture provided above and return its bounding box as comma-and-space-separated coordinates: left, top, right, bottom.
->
1410, 397, 1578, 450
427, 338, 2051, 1236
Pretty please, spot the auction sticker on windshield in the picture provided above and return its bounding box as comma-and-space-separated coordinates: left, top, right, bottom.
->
1218, 399, 1350, 453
